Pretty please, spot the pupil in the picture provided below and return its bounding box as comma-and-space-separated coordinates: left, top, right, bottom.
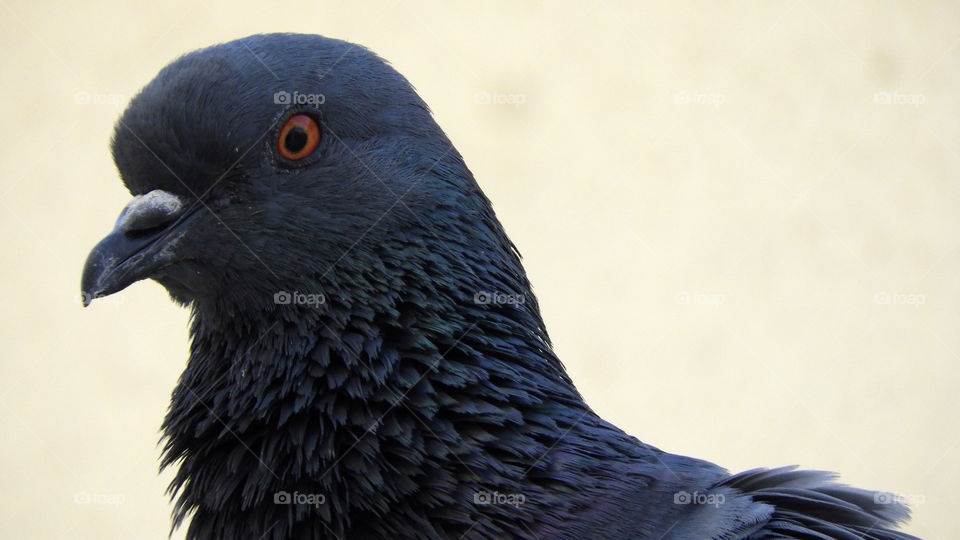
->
284, 127, 308, 153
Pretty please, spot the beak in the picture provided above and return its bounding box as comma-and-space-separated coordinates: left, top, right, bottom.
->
81, 190, 194, 306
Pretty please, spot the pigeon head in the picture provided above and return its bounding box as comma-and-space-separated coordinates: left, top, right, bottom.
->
82, 33, 506, 314
81, 34, 563, 538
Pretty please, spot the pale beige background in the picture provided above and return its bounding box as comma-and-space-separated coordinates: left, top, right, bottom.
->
1, 1, 956, 539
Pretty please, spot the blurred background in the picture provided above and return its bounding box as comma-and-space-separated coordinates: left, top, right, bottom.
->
1, 1, 956, 538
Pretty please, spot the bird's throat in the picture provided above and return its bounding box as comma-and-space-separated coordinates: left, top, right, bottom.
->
160, 274, 590, 537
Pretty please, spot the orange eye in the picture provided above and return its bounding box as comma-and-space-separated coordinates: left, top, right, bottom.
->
278, 114, 321, 160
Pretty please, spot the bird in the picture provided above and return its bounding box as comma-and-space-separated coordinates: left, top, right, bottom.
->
81, 33, 917, 540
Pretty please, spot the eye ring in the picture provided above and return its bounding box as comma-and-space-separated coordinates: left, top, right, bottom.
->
277, 114, 321, 161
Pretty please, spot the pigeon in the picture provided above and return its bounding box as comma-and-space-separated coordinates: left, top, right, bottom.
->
81, 33, 917, 540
